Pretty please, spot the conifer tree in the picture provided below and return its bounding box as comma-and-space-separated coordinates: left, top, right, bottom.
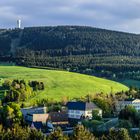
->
72, 125, 97, 140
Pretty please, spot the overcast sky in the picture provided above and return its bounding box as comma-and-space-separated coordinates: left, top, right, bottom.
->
0, 0, 140, 33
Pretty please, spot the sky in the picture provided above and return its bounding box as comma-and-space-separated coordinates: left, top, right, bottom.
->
0, 0, 140, 33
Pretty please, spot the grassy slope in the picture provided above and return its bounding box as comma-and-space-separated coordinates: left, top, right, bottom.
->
0, 66, 128, 104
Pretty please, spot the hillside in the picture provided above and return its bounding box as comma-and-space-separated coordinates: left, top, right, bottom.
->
1, 26, 140, 80
0, 66, 128, 105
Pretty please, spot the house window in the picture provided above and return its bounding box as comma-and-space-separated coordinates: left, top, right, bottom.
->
76, 115, 80, 118
75, 110, 80, 114
69, 110, 74, 113
70, 114, 74, 118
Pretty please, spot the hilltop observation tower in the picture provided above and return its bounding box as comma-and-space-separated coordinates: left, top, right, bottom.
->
17, 19, 21, 29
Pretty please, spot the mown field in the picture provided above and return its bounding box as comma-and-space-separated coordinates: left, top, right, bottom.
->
0, 66, 128, 105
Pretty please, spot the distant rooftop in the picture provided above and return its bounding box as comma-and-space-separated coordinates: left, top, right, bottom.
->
124, 98, 135, 101
21, 106, 47, 115
49, 111, 68, 123
118, 98, 140, 102
67, 101, 101, 110
21, 106, 46, 110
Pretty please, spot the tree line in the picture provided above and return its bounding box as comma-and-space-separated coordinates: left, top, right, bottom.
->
1, 79, 44, 103
0, 123, 136, 140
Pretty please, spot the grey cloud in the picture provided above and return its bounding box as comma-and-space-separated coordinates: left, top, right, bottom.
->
0, 0, 140, 33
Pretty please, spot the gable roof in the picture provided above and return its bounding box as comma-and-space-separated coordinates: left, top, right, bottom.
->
119, 98, 140, 102
48, 111, 68, 123
124, 98, 135, 101
67, 101, 101, 111
21, 106, 47, 116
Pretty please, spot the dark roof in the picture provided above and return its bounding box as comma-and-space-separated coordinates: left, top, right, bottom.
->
32, 122, 43, 130
124, 98, 135, 101
67, 101, 101, 110
49, 111, 68, 122
21, 106, 47, 115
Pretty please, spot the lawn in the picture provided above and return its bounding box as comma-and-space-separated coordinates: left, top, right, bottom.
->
0, 66, 128, 105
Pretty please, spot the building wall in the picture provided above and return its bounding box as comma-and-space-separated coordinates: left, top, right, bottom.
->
116, 101, 131, 112
68, 109, 102, 119
68, 110, 86, 119
33, 114, 49, 123
132, 100, 140, 111
84, 110, 93, 119
96, 109, 102, 117
117, 100, 140, 112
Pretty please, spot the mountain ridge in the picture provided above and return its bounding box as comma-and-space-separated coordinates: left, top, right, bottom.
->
1, 25, 140, 80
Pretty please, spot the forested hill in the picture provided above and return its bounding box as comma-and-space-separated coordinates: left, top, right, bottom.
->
1, 26, 140, 56
1, 26, 140, 80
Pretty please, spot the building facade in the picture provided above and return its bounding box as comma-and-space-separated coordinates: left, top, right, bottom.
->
67, 101, 102, 120
116, 99, 140, 112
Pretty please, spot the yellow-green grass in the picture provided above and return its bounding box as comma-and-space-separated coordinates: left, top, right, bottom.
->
0, 66, 128, 105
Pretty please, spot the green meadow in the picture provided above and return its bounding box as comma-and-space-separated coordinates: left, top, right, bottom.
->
0, 66, 128, 105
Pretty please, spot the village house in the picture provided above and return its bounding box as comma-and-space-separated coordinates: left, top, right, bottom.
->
46, 111, 69, 131
67, 101, 102, 121
48, 111, 68, 126
21, 106, 47, 118
21, 106, 48, 131
21, 106, 69, 131
116, 98, 140, 112
21, 102, 102, 130
26, 114, 49, 124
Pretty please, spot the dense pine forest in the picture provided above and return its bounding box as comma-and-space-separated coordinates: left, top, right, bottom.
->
1, 26, 140, 80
